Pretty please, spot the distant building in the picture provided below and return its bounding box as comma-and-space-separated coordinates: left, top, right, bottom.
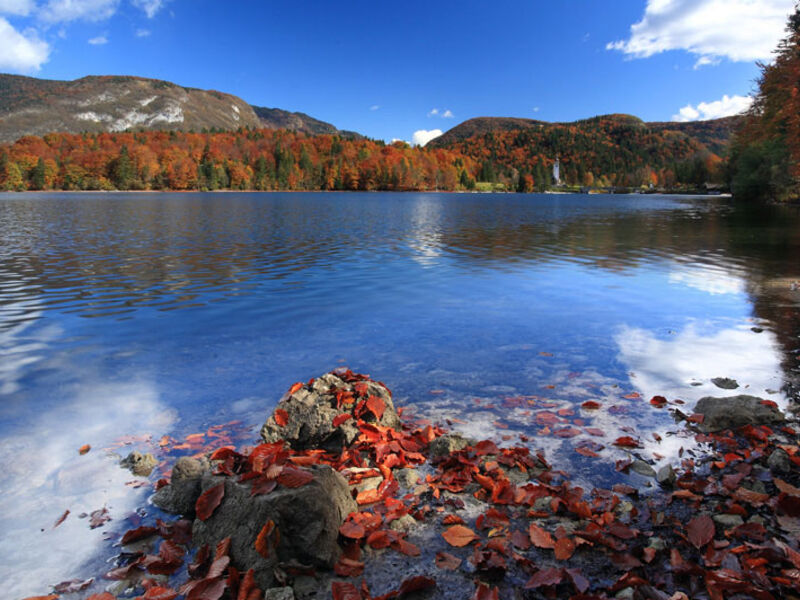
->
553, 156, 561, 185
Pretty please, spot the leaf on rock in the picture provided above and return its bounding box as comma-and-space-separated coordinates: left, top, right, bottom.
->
288, 382, 303, 395
277, 466, 314, 488
274, 409, 289, 427
331, 581, 361, 600
332, 414, 352, 427
254, 520, 279, 558
442, 524, 477, 547
196, 483, 225, 521
529, 523, 555, 549
687, 514, 715, 549
554, 537, 576, 560
366, 395, 386, 420
435, 551, 462, 570
339, 520, 366, 540
525, 567, 564, 589
398, 575, 436, 596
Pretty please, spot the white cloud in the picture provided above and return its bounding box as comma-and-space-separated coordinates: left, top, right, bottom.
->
428, 108, 439, 117
369, 104, 380, 111
442, 109, 454, 118
532, 107, 540, 113
429, 108, 454, 119
135, 27, 150, 37
0, 0, 35, 15
672, 94, 753, 122
132, 0, 167, 18
39, 0, 119, 23
0, 17, 49, 72
608, 0, 796, 63
411, 129, 443, 147
88, 34, 107, 44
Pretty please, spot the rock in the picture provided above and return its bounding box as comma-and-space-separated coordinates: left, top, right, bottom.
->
192, 465, 356, 591
647, 537, 666, 551
120, 451, 157, 477
172, 456, 209, 482
713, 514, 744, 528
615, 587, 635, 600
656, 465, 676, 487
395, 468, 421, 488
631, 460, 656, 478
292, 576, 319, 600
264, 588, 295, 600
152, 456, 211, 516
533, 496, 553, 512
694, 395, 785, 431
388, 514, 417, 532
711, 377, 739, 390
429, 433, 475, 458
768, 448, 791, 474
261, 371, 401, 452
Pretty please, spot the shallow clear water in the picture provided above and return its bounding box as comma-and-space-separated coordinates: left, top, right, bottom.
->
1, 192, 799, 596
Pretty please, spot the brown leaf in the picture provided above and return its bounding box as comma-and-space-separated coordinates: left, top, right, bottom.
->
334, 557, 365, 577
398, 575, 436, 596
254, 520, 278, 558
53, 509, 69, 528
121, 525, 159, 545
581, 401, 601, 410
435, 551, 462, 570
196, 483, 225, 521
529, 523, 555, 549
687, 514, 715, 549
614, 436, 641, 448
78, 444, 91, 455
525, 567, 564, 589
339, 520, 366, 540
143, 587, 179, 600
331, 581, 361, 600
554, 537, 576, 560
277, 466, 314, 488
471, 583, 500, 600
775, 478, 800, 497
442, 524, 477, 547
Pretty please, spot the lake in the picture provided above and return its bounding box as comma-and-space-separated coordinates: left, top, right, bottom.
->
1, 191, 799, 596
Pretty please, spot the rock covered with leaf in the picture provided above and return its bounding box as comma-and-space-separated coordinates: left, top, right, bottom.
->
260, 370, 402, 452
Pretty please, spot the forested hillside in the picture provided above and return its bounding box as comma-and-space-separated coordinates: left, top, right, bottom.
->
729, 7, 800, 202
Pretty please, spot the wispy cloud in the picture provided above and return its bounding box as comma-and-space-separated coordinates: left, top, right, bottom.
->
428, 108, 454, 118
411, 129, 443, 147
88, 34, 108, 45
132, 0, 168, 18
0, 17, 49, 71
39, 0, 120, 23
369, 104, 380, 111
135, 27, 150, 37
0, 0, 35, 16
672, 94, 753, 122
607, 0, 796, 64
442, 109, 454, 118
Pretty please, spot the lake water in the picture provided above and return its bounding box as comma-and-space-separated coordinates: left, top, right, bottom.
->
1, 191, 799, 596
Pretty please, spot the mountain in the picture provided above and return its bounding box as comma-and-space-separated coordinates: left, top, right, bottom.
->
428, 113, 744, 189
0, 74, 349, 143
429, 114, 742, 154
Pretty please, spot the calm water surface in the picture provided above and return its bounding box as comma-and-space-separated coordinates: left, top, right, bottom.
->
1, 192, 799, 596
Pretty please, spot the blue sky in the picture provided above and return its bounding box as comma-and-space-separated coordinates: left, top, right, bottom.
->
0, 0, 796, 143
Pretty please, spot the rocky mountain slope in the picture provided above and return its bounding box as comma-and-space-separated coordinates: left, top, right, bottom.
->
0, 74, 347, 143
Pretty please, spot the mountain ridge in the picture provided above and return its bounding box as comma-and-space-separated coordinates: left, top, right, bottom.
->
0, 73, 350, 143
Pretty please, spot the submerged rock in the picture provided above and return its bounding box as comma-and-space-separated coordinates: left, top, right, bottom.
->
693, 395, 785, 431
711, 377, 739, 390
261, 371, 401, 452
120, 451, 157, 477
192, 465, 356, 591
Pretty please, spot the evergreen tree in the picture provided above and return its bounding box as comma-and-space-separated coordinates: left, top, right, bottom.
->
31, 157, 46, 190
111, 145, 134, 189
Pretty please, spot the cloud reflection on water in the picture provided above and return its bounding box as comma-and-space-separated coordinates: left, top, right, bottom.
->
0, 378, 174, 598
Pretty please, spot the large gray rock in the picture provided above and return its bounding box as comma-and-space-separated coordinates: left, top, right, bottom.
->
192, 465, 356, 591
120, 451, 157, 476
429, 433, 475, 458
261, 372, 401, 452
152, 457, 210, 516
694, 395, 785, 431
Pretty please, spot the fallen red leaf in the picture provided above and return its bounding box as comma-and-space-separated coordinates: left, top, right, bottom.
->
78, 444, 91, 455
525, 567, 564, 589
366, 395, 386, 420
442, 524, 477, 547
277, 466, 314, 488
274, 409, 289, 427
398, 575, 436, 595
332, 414, 352, 427
53, 509, 69, 528
334, 557, 365, 577
529, 523, 555, 549
613, 436, 641, 448
650, 396, 667, 407
471, 583, 500, 600
339, 520, 366, 539
196, 483, 225, 521
143, 586, 179, 600
581, 401, 601, 410
554, 537, 576, 560
288, 382, 303, 395
435, 551, 462, 570
121, 525, 158, 545
254, 519, 279, 558
331, 581, 361, 600
687, 514, 715, 549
